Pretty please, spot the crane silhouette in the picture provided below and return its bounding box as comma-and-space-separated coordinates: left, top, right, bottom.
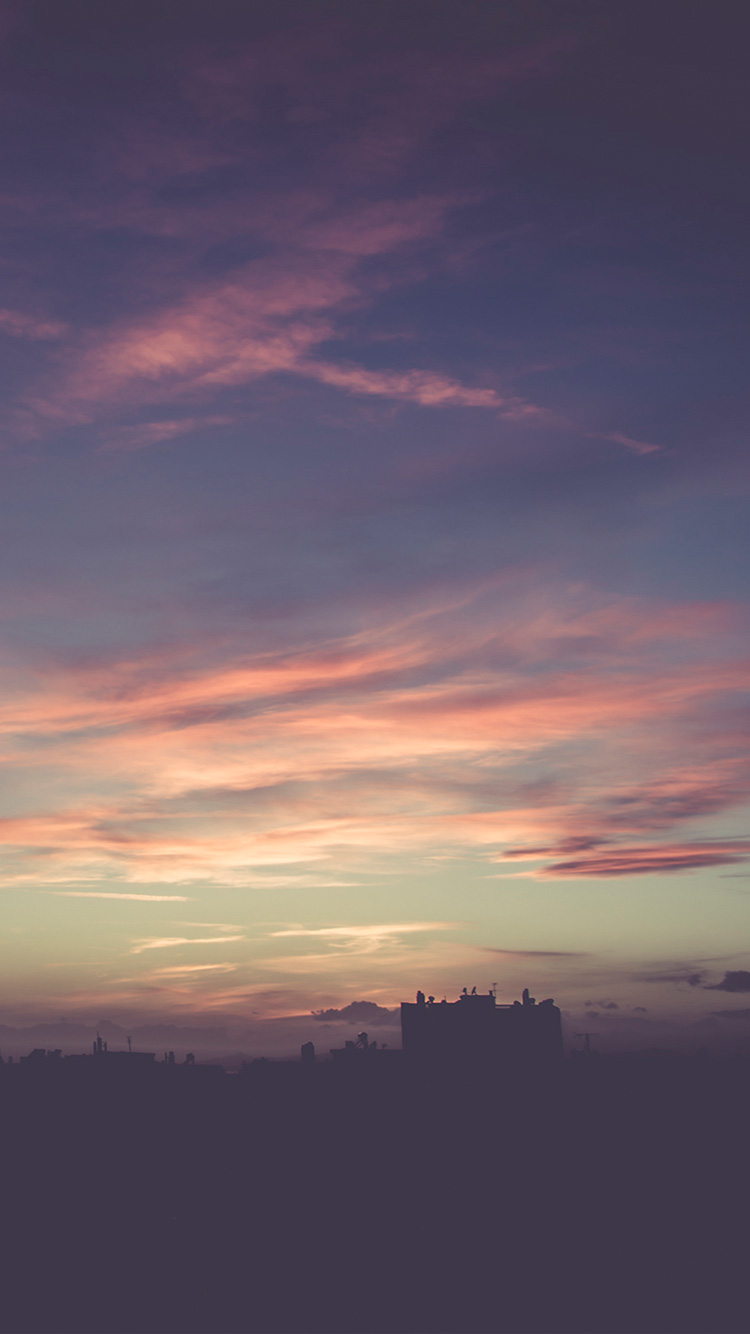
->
573, 1032, 597, 1055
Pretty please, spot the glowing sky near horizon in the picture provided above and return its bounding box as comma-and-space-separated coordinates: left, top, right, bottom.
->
0, 1, 748, 1050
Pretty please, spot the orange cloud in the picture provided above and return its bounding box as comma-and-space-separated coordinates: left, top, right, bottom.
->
148, 963, 238, 977
0, 584, 744, 888
48, 891, 194, 901
130, 935, 245, 954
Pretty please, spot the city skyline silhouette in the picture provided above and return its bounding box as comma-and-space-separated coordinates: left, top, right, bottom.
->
2, 975, 749, 1333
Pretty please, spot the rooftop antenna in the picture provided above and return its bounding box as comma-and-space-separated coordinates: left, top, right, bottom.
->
127, 1036, 132, 1053
491, 982, 498, 998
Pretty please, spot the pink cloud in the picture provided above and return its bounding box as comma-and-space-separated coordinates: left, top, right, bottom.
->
98, 415, 237, 453
148, 963, 238, 977
0, 586, 741, 762
0, 308, 68, 340
594, 431, 661, 455
25, 248, 537, 428
302, 360, 509, 410
301, 195, 459, 255
0, 32, 591, 455
7, 156, 549, 434
0, 583, 745, 888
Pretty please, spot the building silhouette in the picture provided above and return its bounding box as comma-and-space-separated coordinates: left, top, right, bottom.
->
400, 986, 563, 1065
329, 1030, 381, 1061
89, 1030, 156, 1064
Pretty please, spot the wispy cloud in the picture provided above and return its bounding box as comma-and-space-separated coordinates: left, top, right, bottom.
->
270, 922, 458, 956
0, 308, 68, 341
47, 891, 194, 901
130, 935, 245, 954
271, 922, 457, 938
535, 841, 749, 878
98, 416, 237, 454
148, 963, 238, 977
631, 970, 706, 987
480, 948, 588, 958
23, 247, 543, 434
0, 582, 744, 889
593, 431, 661, 456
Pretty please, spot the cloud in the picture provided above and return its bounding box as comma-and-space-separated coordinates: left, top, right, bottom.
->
0, 16, 709, 487
302, 194, 463, 256
271, 923, 456, 939
538, 842, 750, 879
0, 581, 744, 890
704, 971, 750, 993
99, 416, 237, 453
178, 922, 243, 931
712, 1008, 750, 1020
0, 308, 68, 340
130, 935, 245, 954
302, 359, 529, 413
4, 56, 561, 442
148, 963, 238, 977
30, 253, 541, 432
633, 971, 705, 987
270, 922, 457, 957
480, 948, 587, 957
310, 1000, 399, 1026
593, 431, 661, 456
47, 891, 194, 901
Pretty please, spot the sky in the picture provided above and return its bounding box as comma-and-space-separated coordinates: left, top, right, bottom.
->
0, 0, 748, 1057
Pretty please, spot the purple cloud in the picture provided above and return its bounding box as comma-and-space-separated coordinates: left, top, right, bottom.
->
705, 972, 750, 993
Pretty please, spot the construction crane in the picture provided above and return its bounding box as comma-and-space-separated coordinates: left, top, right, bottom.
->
573, 1032, 597, 1055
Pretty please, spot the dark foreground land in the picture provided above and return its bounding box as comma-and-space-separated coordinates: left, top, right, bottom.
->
1, 1054, 748, 1334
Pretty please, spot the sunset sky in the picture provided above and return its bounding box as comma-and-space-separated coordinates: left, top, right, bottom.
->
0, 0, 748, 1055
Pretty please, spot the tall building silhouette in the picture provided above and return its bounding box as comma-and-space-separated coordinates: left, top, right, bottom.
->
400, 986, 563, 1065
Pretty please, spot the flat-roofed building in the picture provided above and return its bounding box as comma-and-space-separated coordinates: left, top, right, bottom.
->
400, 987, 563, 1066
